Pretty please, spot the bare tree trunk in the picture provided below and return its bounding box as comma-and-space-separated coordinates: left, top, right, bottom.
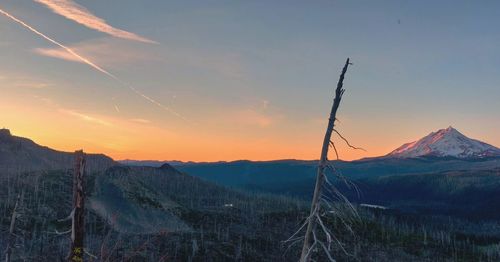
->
5, 191, 22, 262
300, 58, 350, 262
68, 150, 86, 262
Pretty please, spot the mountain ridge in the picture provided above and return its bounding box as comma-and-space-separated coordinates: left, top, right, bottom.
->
0, 128, 115, 173
386, 126, 500, 159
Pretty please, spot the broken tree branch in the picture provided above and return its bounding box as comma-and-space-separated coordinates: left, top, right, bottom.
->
332, 129, 366, 151
329, 141, 340, 160
58, 208, 75, 223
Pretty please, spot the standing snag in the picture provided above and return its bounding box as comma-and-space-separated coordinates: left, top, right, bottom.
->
68, 150, 86, 262
300, 58, 352, 262
4, 191, 23, 262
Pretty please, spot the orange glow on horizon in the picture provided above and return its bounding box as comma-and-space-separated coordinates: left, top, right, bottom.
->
1, 81, 498, 163
0, 95, 392, 162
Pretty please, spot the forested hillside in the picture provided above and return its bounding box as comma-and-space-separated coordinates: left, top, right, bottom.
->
2, 162, 500, 261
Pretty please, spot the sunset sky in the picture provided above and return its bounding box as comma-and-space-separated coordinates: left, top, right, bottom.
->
0, 0, 499, 162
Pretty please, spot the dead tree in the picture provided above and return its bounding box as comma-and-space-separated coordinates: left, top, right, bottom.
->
5, 191, 23, 262
299, 58, 352, 262
68, 150, 86, 262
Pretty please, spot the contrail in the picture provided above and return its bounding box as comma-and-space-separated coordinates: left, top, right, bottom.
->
0, 7, 187, 121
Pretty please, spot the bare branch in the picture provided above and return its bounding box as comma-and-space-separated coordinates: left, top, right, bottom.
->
329, 141, 340, 160
316, 214, 349, 256
85, 249, 98, 259
56, 229, 72, 235
58, 208, 75, 222
332, 129, 366, 151
318, 241, 337, 262
325, 162, 362, 198
285, 217, 310, 243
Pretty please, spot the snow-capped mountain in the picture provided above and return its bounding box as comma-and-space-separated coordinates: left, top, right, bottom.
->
387, 126, 500, 159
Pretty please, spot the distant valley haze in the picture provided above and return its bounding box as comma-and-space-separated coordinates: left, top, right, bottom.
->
120, 126, 500, 164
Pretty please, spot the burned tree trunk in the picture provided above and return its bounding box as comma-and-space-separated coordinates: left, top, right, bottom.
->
68, 150, 86, 262
5, 191, 22, 262
300, 58, 350, 262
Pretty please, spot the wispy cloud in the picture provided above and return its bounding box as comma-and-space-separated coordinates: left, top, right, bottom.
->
33, 95, 55, 105
33, 38, 157, 67
241, 110, 273, 127
129, 118, 151, 124
34, 0, 157, 44
34, 39, 245, 79
0, 74, 51, 89
60, 109, 112, 126
260, 99, 270, 110
15, 82, 51, 89
34, 46, 81, 63
35, 96, 147, 127
230, 109, 282, 128
0, 7, 187, 121
225, 100, 283, 128
0, 7, 119, 79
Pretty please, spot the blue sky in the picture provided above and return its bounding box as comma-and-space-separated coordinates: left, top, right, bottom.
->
0, 0, 499, 161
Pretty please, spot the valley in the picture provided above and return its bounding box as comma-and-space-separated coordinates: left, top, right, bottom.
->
1, 128, 499, 260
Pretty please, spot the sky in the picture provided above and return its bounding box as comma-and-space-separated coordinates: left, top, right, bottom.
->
0, 0, 499, 162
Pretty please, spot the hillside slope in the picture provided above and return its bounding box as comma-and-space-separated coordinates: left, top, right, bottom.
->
0, 128, 115, 173
1, 163, 497, 261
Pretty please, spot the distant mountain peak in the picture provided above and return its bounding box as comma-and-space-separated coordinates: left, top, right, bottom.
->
387, 126, 500, 159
